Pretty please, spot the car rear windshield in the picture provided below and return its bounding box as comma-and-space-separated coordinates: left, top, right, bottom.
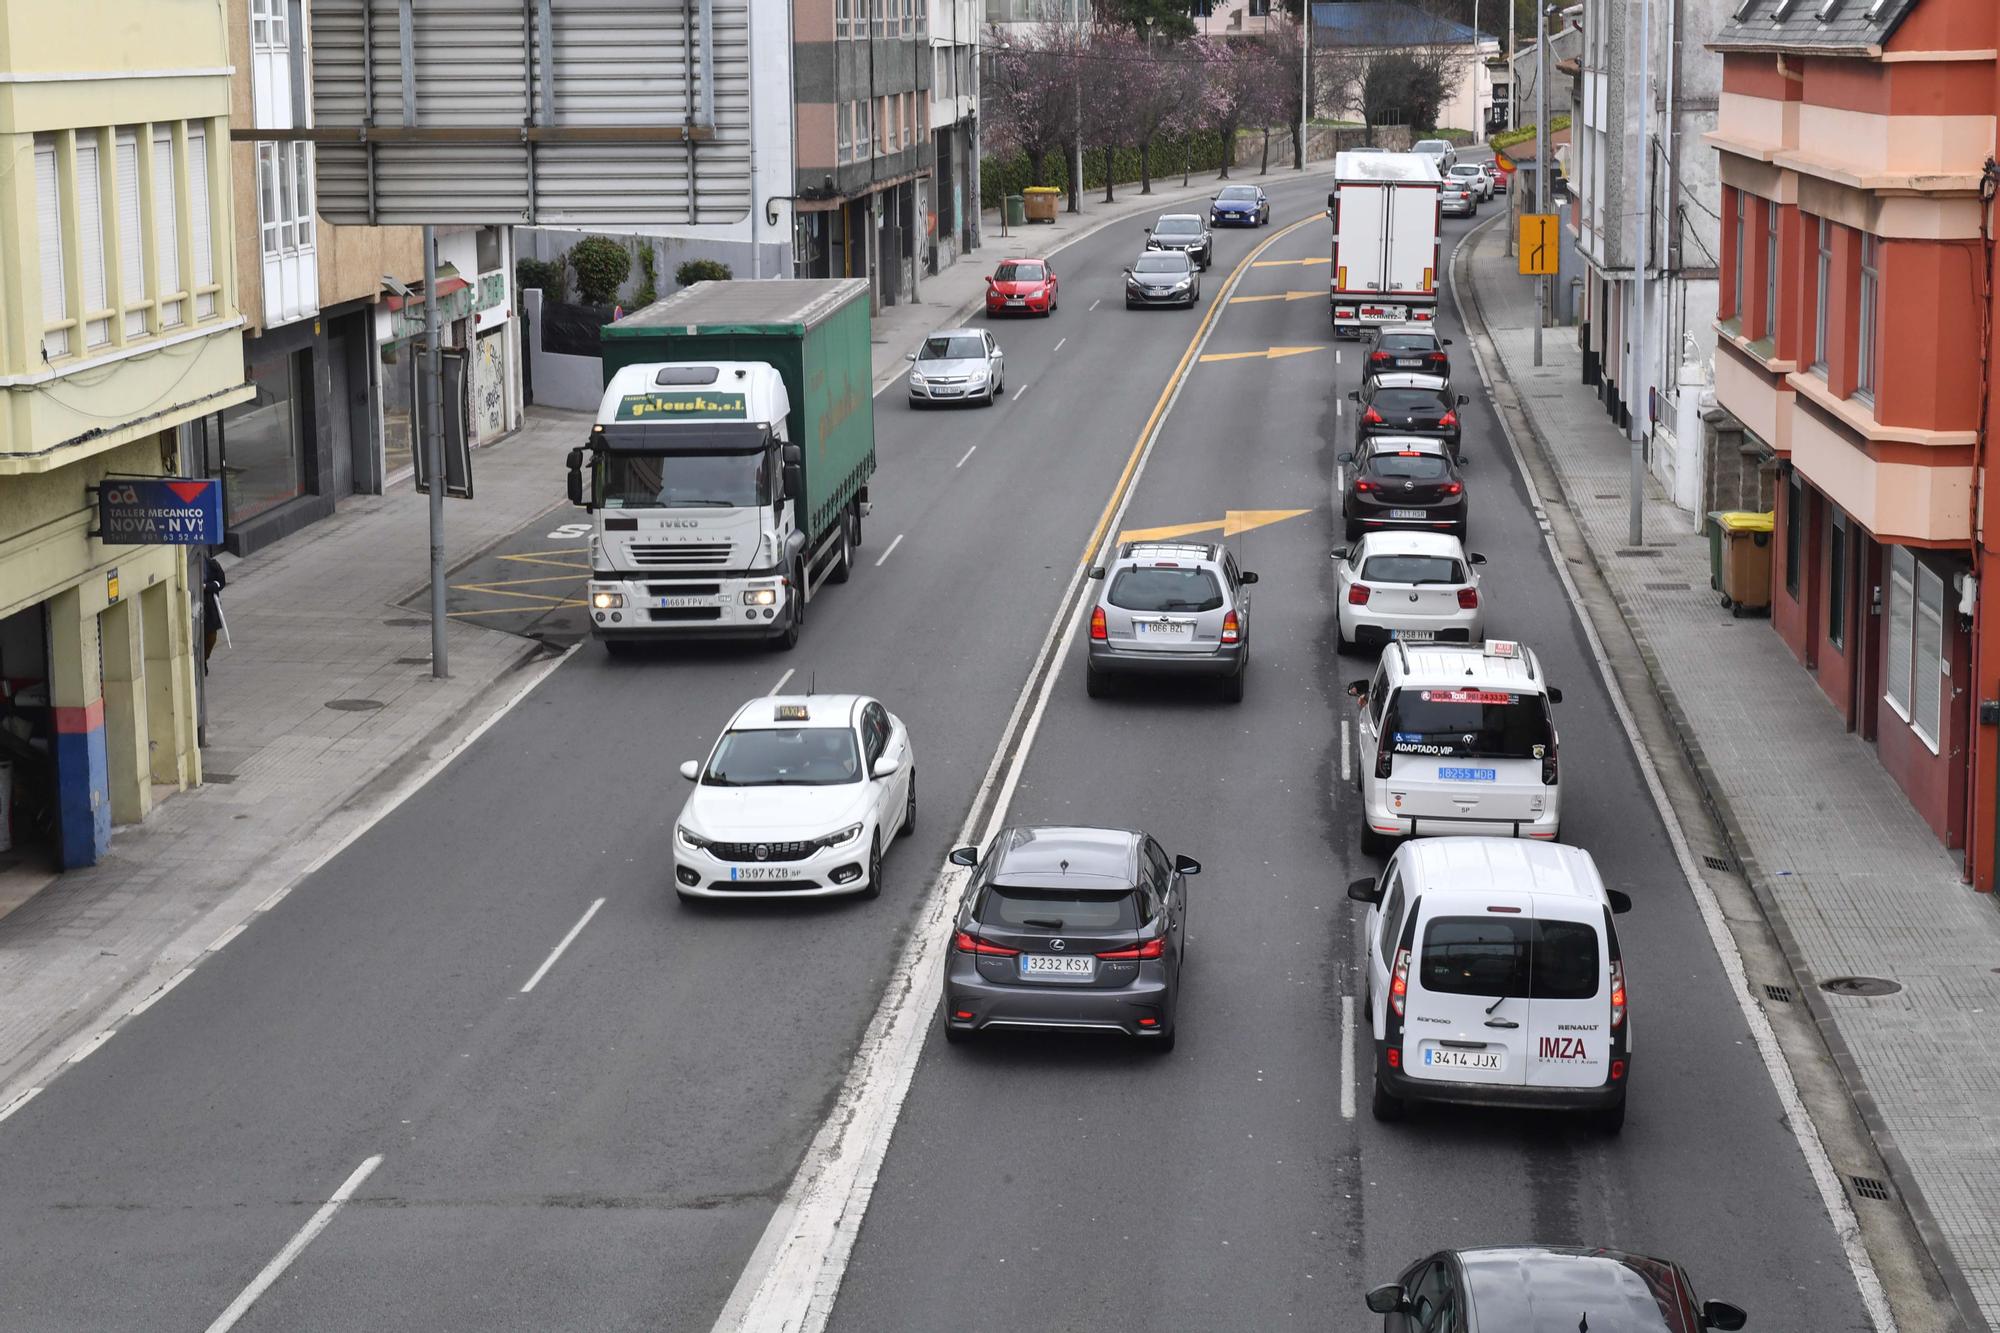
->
704, 727, 860, 786
1361, 554, 1464, 585
980, 885, 1140, 931
1379, 333, 1439, 352
1418, 917, 1602, 999
1387, 688, 1551, 759
1108, 566, 1224, 612
1155, 217, 1201, 235
1135, 253, 1190, 273
1367, 452, 1451, 481
995, 261, 1044, 282
1370, 389, 1447, 415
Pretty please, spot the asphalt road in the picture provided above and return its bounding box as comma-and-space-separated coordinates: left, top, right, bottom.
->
0, 175, 1873, 1332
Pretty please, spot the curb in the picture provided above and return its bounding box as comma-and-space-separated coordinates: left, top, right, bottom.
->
1451, 215, 1991, 1333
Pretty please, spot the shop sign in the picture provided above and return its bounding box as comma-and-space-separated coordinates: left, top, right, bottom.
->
96, 479, 224, 546
390, 285, 476, 342
478, 271, 507, 312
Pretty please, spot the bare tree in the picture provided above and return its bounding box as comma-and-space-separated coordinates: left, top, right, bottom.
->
983, 25, 1080, 192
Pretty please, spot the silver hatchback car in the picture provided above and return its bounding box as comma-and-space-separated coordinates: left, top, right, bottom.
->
1085, 541, 1257, 701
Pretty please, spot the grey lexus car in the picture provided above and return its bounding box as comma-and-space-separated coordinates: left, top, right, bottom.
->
1125, 251, 1200, 308
1085, 540, 1256, 700
942, 825, 1198, 1051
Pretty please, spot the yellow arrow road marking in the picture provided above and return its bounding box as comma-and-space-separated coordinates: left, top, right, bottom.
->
1227, 290, 1324, 304
1249, 256, 1331, 267
1118, 509, 1314, 543
1115, 519, 1225, 543
1197, 345, 1325, 364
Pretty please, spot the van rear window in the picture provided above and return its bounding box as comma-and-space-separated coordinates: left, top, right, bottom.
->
1418, 917, 1601, 1000
1388, 690, 1550, 760
1109, 567, 1223, 613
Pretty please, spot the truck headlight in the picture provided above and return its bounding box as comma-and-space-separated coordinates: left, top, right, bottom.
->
743, 588, 777, 607
676, 824, 710, 850
592, 590, 623, 609
816, 822, 864, 850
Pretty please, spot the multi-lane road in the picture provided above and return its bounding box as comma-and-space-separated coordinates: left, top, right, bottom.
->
0, 174, 1876, 1331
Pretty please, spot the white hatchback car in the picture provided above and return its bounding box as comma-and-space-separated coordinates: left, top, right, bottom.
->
1334, 531, 1486, 653
1348, 838, 1634, 1131
673, 694, 915, 900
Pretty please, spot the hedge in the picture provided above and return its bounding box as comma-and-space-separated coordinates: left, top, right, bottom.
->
1490, 116, 1569, 151
981, 129, 1231, 210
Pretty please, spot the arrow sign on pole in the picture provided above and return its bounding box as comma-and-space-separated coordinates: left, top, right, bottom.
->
1197, 346, 1326, 364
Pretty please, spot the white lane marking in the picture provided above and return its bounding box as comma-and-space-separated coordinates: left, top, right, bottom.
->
1053, 337, 1067, 353
66, 1030, 115, 1064
1340, 995, 1357, 1121
1011, 384, 1026, 401
206, 1154, 383, 1333
1449, 224, 1897, 1333
714, 210, 1269, 1333
125, 965, 197, 1019
207, 922, 249, 953
768, 668, 796, 696
1336, 467, 1345, 494
0, 1086, 43, 1126
1089, 298, 1100, 311
873, 533, 905, 567
518, 898, 607, 995
956, 445, 978, 468
1340, 719, 1352, 783
1336, 349, 1343, 366
1335, 397, 1343, 418
256, 884, 292, 912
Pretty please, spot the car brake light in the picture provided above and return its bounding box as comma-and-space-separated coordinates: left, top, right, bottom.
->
1349, 584, 1372, 605
953, 930, 1019, 957
1355, 478, 1374, 492
1458, 587, 1479, 609
1221, 610, 1241, 644
1439, 410, 1457, 428
1542, 738, 1559, 785
1390, 947, 1410, 1017
1363, 406, 1383, 425
1609, 958, 1626, 1028
1376, 741, 1394, 780
1096, 936, 1166, 960
1090, 606, 1107, 642
1369, 350, 1389, 363
1444, 481, 1462, 495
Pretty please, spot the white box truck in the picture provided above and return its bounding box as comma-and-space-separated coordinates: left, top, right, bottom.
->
1327, 151, 1443, 338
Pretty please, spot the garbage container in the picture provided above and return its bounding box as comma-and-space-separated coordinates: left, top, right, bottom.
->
1023, 186, 1060, 223
1003, 194, 1026, 229
1705, 511, 1726, 590
1717, 510, 1775, 617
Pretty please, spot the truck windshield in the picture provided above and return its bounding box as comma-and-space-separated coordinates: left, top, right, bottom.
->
600, 452, 767, 509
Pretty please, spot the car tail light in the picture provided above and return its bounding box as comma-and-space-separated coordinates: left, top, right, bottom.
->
1443, 481, 1462, 495
1221, 611, 1241, 644
1363, 406, 1383, 425
1387, 1047, 1401, 1069
1611, 1058, 1626, 1081
1369, 350, 1389, 364
1089, 606, 1107, 642
1609, 958, 1626, 1029
1439, 410, 1458, 428
1348, 584, 1372, 605
1375, 742, 1394, 780
953, 930, 1018, 957
1096, 936, 1166, 960
1389, 946, 1410, 1017
1429, 352, 1446, 368
1355, 478, 1374, 492
1457, 587, 1479, 609
1542, 738, 1559, 785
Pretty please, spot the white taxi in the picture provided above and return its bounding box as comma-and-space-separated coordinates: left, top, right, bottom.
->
673, 694, 915, 900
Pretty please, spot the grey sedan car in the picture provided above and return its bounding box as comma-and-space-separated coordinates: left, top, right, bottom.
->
942, 825, 1198, 1051
907, 328, 1004, 406
1086, 540, 1256, 700
1125, 251, 1200, 308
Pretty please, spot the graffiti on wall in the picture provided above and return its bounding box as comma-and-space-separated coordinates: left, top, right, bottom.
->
476, 331, 506, 443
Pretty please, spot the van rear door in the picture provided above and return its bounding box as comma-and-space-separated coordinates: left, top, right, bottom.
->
1402, 898, 1532, 1087
1384, 687, 1553, 831
1525, 902, 1613, 1090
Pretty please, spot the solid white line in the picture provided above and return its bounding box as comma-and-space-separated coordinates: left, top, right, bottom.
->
125, 966, 197, 1019
1340, 719, 1353, 784
1449, 221, 1897, 1333
0, 1086, 43, 1125
713, 212, 1281, 1333
1089, 298, 1101, 311
518, 898, 606, 995
1340, 995, 1357, 1121
66, 1030, 115, 1064
1053, 337, 1067, 353
1011, 384, 1026, 401
956, 445, 978, 468
768, 668, 796, 696
206, 1154, 383, 1333
207, 922, 249, 953
873, 533, 904, 567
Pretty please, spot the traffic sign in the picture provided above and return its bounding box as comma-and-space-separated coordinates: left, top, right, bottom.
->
1519, 214, 1560, 276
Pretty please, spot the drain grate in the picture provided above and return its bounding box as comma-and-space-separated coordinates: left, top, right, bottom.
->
1646, 582, 1691, 591
1762, 984, 1793, 1003
395, 656, 431, 665
1850, 1175, 1892, 1202
382, 618, 428, 627
1615, 548, 1664, 558
1702, 854, 1731, 871
1593, 492, 1620, 499
1821, 975, 1902, 997
325, 698, 386, 712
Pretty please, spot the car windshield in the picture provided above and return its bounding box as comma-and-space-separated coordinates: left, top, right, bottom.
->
1108, 566, 1224, 612
1155, 217, 1200, 235
703, 727, 860, 786
1379, 333, 1439, 352
980, 885, 1140, 931
600, 452, 766, 509
1367, 451, 1450, 480
1386, 688, 1551, 760
1361, 554, 1464, 585
1416, 141, 1448, 154
1134, 254, 1190, 274
1217, 187, 1259, 201
1371, 389, 1447, 415
1418, 917, 1602, 999
995, 261, 1044, 282
1449, 166, 1481, 177
921, 334, 986, 361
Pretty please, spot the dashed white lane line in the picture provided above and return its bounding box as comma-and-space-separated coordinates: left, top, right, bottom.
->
957, 445, 978, 468
518, 897, 606, 995
1340, 719, 1352, 783
206, 1153, 383, 1333
1053, 337, 1067, 353
0, 1086, 43, 1126
1335, 397, 1343, 418
1336, 349, 1343, 365
125, 966, 197, 1019
208, 922, 249, 953
874, 533, 905, 567
1011, 384, 1027, 401
1340, 994, 1357, 1121
65, 1030, 116, 1065
768, 668, 795, 696
1089, 298, 1100, 311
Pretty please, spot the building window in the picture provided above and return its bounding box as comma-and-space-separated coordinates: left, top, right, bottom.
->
1764, 199, 1777, 341
75, 134, 110, 348
1857, 233, 1879, 402
837, 0, 850, 37
189, 124, 218, 318
1811, 216, 1830, 374
152, 129, 183, 328
874, 0, 887, 36
1885, 547, 1947, 750
907, 0, 920, 33
1784, 470, 1803, 599
35, 138, 70, 359
218, 349, 307, 524
115, 129, 146, 338
251, 0, 288, 48
838, 101, 852, 162
1730, 190, 1744, 323
257, 139, 315, 255
1827, 509, 1846, 651
857, 100, 871, 158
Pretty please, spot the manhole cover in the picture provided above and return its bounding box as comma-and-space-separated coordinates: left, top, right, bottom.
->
1821, 975, 1901, 997
1702, 854, 1731, 871
325, 698, 386, 712
383, 618, 428, 627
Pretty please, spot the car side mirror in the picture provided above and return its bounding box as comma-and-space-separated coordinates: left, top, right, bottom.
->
1173, 854, 1201, 876
1088, 565, 1106, 579
782, 464, 802, 501
1365, 1284, 1408, 1315
984, 276, 996, 286
1442, 338, 1454, 346
1347, 391, 1361, 402
1331, 546, 1350, 561
1547, 686, 1564, 704
1338, 450, 1355, 463
679, 761, 699, 781
1346, 679, 1369, 699
1608, 889, 1634, 915
1701, 1302, 1747, 1331
906, 352, 918, 361
1239, 571, 1258, 585
1347, 876, 1381, 905
1457, 394, 1469, 405
1469, 552, 1487, 565
1122, 268, 1133, 278
948, 846, 979, 868
871, 756, 902, 779
1143, 226, 1152, 234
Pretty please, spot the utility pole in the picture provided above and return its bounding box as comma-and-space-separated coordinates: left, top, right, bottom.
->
1472, 0, 1480, 135
1298, 0, 1311, 170
1629, 0, 1652, 547
1507, 0, 1518, 131
1533, 0, 1548, 368
1070, 0, 1083, 213
421, 224, 449, 678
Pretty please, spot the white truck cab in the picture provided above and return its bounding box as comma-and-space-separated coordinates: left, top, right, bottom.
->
1348, 639, 1564, 852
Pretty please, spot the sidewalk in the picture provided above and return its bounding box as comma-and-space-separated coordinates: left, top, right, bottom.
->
1459, 219, 2000, 1328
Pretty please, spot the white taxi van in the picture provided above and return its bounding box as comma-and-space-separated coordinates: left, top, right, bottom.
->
1349, 838, 1633, 1132
1347, 640, 1563, 854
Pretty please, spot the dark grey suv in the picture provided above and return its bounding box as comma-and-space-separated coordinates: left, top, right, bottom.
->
942, 826, 1199, 1051
1367, 1247, 1746, 1332
1086, 541, 1257, 700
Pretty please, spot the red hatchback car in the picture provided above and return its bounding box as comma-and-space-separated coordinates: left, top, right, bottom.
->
986, 258, 1059, 317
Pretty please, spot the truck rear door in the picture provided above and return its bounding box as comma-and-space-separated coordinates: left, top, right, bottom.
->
1335, 182, 1387, 297
1385, 185, 1441, 298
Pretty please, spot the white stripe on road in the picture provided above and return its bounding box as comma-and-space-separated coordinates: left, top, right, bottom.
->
206, 1154, 383, 1333
1053, 337, 1067, 353
207, 922, 249, 953
1011, 384, 1027, 401
0, 1086, 43, 1126
66, 1031, 115, 1065
1340, 994, 1357, 1120
957, 445, 978, 468
874, 533, 905, 567
518, 898, 606, 995
1336, 349, 1342, 366
1339, 719, 1352, 783
125, 965, 197, 1019
1335, 397, 1343, 418
768, 668, 795, 696
1089, 298, 1100, 311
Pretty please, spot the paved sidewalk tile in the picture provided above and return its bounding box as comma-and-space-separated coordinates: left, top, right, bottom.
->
1462, 219, 2000, 1325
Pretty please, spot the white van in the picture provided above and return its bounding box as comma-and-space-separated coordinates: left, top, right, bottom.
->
1349, 838, 1633, 1131
1347, 640, 1563, 853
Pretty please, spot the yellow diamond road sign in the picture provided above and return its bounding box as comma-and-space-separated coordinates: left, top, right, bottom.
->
1519, 213, 1559, 276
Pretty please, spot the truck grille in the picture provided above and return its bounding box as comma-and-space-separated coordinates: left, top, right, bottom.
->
647, 607, 723, 622
629, 543, 733, 567
708, 839, 815, 863
645, 583, 721, 596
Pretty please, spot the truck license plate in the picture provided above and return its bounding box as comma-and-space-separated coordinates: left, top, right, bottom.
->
658, 595, 716, 608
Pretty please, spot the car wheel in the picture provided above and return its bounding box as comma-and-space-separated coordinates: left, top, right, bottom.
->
1337, 618, 1356, 655
899, 769, 916, 836
1148, 1019, 1177, 1055
1086, 661, 1113, 698
1360, 822, 1390, 857
1371, 1075, 1406, 1122
1126, 298, 1138, 309
1453, 521, 1469, 543
1344, 519, 1362, 543
1593, 1094, 1627, 1135
772, 564, 804, 651
1220, 661, 1246, 703
830, 508, 855, 585
860, 833, 883, 901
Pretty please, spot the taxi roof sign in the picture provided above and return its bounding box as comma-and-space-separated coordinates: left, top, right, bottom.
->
774, 703, 811, 722
1484, 640, 1520, 658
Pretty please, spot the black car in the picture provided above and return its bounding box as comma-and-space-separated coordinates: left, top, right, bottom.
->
1125, 251, 1200, 308
1366, 325, 1452, 382
942, 825, 1198, 1051
1352, 374, 1467, 458
1209, 184, 1270, 227
1145, 213, 1213, 269
1367, 1247, 1747, 1333
1340, 436, 1467, 541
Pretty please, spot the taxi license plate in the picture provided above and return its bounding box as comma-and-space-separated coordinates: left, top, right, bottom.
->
1389, 508, 1426, 520
1424, 1048, 1502, 1070
658, 595, 716, 608
1439, 767, 1498, 781
1021, 955, 1095, 979
1392, 629, 1437, 642
1136, 620, 1194, 641
728, 866, 793, 881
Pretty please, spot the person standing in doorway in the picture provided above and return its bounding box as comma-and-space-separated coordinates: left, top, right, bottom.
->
201, 553, 227, 671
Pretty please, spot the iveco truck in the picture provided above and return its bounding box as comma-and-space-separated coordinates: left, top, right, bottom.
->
567, 279, 876, 654
1327, 150, 1443, 338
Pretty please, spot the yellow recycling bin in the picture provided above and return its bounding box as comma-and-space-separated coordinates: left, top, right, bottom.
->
1718, 510, 1775, 617
1023, 186, 1061, 223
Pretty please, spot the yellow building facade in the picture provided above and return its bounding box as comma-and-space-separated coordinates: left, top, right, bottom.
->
0, 2, 251, 867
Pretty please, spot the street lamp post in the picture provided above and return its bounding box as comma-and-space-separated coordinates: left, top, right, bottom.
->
1628, 0, 1653, 548
1533, 0, 1549, 368
1298, 1, 1311, 170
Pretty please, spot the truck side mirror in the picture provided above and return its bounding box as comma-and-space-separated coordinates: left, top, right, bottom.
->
1608, 889, 1634, 915
1547, 686, 1564, 704
782, 464, 802, 502
783, 444, 803, 466
565, 448, 586, 508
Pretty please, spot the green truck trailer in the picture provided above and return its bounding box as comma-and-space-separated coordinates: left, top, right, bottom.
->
567, 279, 876, 652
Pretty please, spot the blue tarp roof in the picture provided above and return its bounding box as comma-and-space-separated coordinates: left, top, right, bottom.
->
1310, 2, 1492, 46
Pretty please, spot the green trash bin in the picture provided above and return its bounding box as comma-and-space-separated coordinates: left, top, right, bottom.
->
1705, 511, 1726, 590
1003, 194, 1026, 228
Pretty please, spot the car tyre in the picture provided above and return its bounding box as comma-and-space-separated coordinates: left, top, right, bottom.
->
1453, 521, 1469, 543
1344, 519, 1362, 543
603, 638, 638, 659
860, 833, 883, 901
1220, 661, 1247, 703
1337, 618, 1356, 655
899, 769, 916, 837
1126, 298, 1138, 310
1360, 822, 1391, 857
1371, 1076, 1406, 1122
1086, 663, 1110, 698
771, 564, 804, 651
1593, 1094, 1627, 1135
1148, 1021, 1178, 1055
